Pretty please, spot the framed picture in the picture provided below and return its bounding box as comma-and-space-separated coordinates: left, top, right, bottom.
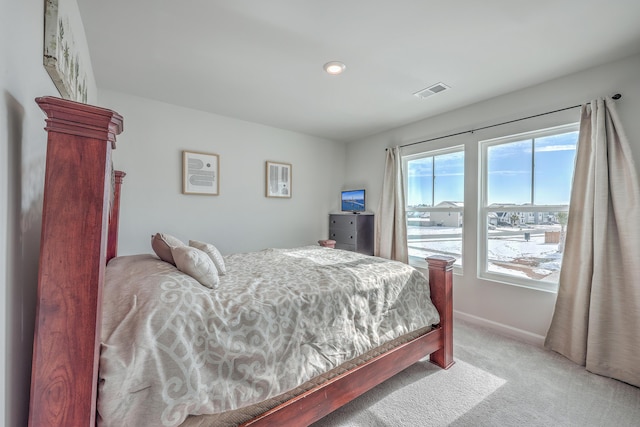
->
44, 0, 91, 102
183, 151, 220, 195
266, 161, 292, 198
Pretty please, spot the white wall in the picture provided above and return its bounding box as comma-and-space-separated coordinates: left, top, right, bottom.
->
0, 8, 6, 425
1, 1, 97, 425
100, 90, 347, 256
345, 53, 640, 344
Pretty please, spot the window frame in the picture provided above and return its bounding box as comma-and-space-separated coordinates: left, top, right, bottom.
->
478, 123, 579, 292
403, 145, 465, 271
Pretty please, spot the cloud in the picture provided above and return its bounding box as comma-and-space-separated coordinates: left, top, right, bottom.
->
536, 144, 576, 152
489, 170, 529, 176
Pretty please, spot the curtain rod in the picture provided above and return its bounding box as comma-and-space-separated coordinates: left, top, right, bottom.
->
387, 93, 622, 151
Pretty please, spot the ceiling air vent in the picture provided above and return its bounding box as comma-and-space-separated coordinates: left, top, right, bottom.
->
413, 82, 451, 99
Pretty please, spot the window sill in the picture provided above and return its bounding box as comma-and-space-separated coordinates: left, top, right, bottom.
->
478, 271, 558, 293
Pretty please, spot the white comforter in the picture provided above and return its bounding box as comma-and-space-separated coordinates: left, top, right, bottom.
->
98, 246, 440, 426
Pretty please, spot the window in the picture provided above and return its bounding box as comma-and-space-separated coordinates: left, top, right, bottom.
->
404, 147, 464, 268
479, 124, 579, 290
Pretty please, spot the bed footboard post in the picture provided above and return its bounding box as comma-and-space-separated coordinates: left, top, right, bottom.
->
426, 255, 455, 369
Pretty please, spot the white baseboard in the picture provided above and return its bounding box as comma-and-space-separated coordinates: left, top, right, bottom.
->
453, 310, 546, 347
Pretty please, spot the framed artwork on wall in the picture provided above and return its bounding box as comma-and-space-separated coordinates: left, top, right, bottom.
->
183, 151, 220, 195
266, 161, 292, 198
43, 0, 91, 103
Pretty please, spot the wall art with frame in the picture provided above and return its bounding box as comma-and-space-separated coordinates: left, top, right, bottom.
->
266, 161, 292, 198
183, 151, 220, 195
44, 0, 94, 103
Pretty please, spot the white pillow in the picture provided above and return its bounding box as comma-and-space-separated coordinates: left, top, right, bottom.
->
171, 246, 219, 288
151, 233, 185, 265
189, 240, 226, 275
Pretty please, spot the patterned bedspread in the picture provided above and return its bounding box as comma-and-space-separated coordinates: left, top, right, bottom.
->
98, 246, 439, 427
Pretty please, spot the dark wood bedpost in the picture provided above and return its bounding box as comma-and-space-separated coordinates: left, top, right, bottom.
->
107, 170, 126, 262
426, 255, 455, 369
29, 97, 123, 427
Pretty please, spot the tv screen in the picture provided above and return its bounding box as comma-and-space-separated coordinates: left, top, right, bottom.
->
341, 189, 365, 212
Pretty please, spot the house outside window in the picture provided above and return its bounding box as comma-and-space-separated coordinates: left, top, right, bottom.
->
479, 123, 579, 291
403, 147, 464, 269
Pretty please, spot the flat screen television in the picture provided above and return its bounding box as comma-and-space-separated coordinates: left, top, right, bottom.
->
341, 189, 365, 213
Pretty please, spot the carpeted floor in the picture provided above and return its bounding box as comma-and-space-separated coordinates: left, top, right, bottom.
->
312, 319, 640, 427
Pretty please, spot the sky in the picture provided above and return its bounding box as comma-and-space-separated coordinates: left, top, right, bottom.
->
407, 130, 578, 207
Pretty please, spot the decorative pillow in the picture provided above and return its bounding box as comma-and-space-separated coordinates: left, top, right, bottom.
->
151, 233, 185, 265
171, 246, 219, 289
189, 240, 226, 275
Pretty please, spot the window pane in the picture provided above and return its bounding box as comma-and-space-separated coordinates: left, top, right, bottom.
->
407, 157, 433, 207
486, 211, 568, 282
487, 140, 532, 205
408, 212, 462, 267
482, 124, 578, 286
534, 132, 578, 205
405, 149, 464, 269
434, 151, 464, 205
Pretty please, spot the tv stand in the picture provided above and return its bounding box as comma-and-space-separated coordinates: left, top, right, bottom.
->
329, 213, 374, 255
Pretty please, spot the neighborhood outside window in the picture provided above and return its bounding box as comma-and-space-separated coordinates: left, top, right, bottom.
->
404, 147, 464, 268
480, 124, 579, 290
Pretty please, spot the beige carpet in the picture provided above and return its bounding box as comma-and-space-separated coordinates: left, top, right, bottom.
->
312, 319, 640, 427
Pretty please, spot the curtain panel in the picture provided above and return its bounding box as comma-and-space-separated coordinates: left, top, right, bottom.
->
545, 97, 640, 387
375, 146, 408, 263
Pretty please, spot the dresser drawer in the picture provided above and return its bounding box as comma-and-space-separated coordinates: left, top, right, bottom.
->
329, 215, 356, 230
334, 242, 356, 252
329, 228, 356, 244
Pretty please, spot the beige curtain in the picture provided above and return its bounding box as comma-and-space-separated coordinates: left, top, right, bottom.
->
375, 146, 408, 262
545, 97, 640, 387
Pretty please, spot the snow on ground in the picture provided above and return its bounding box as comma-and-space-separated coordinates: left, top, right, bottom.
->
487, 237, 560, 261
407, 225, 565, 280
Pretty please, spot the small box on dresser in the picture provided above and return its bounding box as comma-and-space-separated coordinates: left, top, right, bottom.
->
329, 213, 374, 255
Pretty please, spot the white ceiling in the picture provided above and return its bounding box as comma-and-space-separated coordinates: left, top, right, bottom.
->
77, 0, 640, 142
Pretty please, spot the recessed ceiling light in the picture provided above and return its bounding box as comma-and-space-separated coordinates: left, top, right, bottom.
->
323, 61, 346, 75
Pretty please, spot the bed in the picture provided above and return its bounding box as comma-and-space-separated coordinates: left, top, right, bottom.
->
28, 96, 454, 426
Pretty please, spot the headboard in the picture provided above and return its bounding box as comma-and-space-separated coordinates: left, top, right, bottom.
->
29, 97, 125, 426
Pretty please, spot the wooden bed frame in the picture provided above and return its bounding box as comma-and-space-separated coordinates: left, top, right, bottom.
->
28, 96, 454, 427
